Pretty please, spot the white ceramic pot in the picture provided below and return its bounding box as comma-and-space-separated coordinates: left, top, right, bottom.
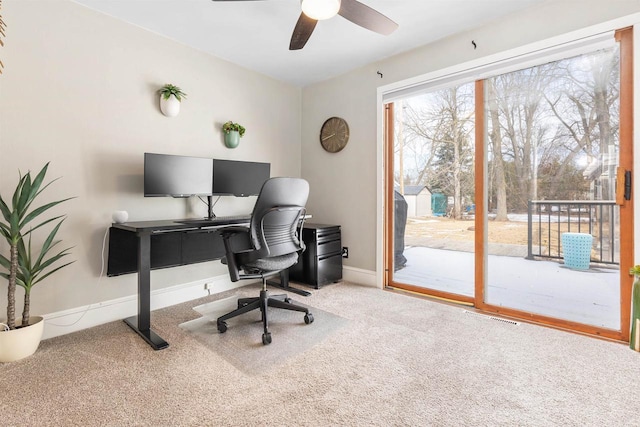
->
0, 316, 45, 362
160, 94, 180, 117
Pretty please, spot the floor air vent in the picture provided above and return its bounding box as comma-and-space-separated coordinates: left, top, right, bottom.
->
463, 310, 520, 325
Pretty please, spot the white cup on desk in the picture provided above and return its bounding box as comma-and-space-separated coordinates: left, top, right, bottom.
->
112, 210, 129, 224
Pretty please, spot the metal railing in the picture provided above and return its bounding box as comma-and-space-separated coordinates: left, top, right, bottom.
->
526, 200, 618, 265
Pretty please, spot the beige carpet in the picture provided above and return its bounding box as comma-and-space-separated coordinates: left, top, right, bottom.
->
179, 295, 347, 375
1, 282, 640, 426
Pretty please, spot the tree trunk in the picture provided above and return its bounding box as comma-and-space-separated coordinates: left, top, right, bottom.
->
7, 243, 17, 330
22, 290, 30, 327
453, 142, 461, 219
397, 100, 405, 195
593, 69, 613, 204
487, 83, 509, 221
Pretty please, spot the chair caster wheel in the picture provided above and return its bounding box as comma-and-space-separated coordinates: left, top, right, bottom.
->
262, 332, 272, 345
284, 297, 292, 303
217, 321, 227, 333
304, 313, 314, 324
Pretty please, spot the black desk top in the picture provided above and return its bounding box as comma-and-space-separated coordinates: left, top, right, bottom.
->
112, 216, 251, 233
112, 215, 317, 234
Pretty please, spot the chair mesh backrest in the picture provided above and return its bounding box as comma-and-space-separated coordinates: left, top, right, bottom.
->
249, 177, 309, 258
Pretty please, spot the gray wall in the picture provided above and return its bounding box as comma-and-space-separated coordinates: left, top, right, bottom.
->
0, 1, 301, 318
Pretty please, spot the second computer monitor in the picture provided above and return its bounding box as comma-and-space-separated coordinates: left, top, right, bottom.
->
212, 159, 270, 197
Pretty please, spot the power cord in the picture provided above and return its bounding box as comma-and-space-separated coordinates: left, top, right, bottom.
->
0, 322, 8, 332
47, 226, 110, 327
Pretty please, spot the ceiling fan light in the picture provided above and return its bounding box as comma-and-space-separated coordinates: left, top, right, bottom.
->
301, 0, 341, 21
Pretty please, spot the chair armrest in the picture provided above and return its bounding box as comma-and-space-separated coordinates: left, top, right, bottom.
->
218, 225, 250, 282
218, 225, 249, 238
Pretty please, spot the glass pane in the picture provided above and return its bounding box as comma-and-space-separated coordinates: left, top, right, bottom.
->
392, 83, 475, 297
485, 46, 621, 329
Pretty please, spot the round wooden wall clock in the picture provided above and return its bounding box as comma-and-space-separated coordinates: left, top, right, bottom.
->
320, 117, 349, 153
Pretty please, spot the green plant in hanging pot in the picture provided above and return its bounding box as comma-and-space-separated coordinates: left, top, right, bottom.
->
630, 265, 640, 351
158, 84, 187, 117
0, 163, 74, 362
222, 121, 246, 149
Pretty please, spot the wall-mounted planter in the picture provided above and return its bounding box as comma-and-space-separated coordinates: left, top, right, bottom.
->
224, 131, 240, 149
158, 84, 186, 117
160, 94, 180, 117
221, 121, 245, 149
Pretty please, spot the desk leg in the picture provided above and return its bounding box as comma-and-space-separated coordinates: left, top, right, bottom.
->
267, 269, 311, 297
123, 231, 169, 350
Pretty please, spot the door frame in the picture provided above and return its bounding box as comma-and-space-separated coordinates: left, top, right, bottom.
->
381, 27, 634, 341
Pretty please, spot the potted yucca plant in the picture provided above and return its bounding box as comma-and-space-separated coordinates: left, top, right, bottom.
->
0, 163, 74, 362
158, 84, 187, 117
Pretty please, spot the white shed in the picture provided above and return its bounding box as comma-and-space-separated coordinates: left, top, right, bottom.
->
398, 185, 432, 218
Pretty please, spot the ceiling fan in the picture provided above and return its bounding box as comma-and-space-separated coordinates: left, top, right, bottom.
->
212, 0, 398, 50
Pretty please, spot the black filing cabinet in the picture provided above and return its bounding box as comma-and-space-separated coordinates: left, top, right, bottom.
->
290, 223, 342, 288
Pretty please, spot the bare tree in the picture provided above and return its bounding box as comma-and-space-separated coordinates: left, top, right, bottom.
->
395, 46, 619, 224
486, 80, 508, 221
489, 65, 555, 212
545, 48, 619, 200
401, 84, 475, 219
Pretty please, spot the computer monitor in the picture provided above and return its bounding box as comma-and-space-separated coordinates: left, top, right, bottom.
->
144, 153, 214, 197
212, 159, 271, 197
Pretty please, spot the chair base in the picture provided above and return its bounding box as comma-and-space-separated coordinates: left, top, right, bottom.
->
216, 289, 313, 345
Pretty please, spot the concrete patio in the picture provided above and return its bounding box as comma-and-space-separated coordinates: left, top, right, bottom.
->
394, 246, 620, 330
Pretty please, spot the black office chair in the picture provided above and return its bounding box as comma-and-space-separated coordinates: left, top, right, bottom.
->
216, 177, 313, 345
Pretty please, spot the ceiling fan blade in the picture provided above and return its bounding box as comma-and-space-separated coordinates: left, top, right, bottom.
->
289, 12, 318, 50
338, 0, 398, 36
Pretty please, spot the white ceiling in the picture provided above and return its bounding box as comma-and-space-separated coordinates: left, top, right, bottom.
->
72, 0, 546, 87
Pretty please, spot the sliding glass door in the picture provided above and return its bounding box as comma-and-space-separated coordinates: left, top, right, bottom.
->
385, 28, 633, 340
483, 45, 622, 329
387, 84, 476, 302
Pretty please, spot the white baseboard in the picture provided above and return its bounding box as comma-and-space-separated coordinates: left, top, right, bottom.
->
42, 274, 245, 340
42, 267, 377, 340
343, 266, 378, 287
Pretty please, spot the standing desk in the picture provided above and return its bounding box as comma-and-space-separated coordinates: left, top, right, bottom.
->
109, 218, 250, 350
108, 217, 309, 350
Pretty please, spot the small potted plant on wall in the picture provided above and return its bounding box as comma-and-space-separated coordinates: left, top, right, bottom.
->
0, 163, 74, 362
222, 121, 246, 149
158, 84, 187, 117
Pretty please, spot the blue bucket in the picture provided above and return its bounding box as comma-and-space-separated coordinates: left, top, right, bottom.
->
561, 233, 593, 270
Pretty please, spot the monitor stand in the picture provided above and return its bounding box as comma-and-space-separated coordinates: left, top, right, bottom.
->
207, 195, 215, 220
174, 196, 217, 225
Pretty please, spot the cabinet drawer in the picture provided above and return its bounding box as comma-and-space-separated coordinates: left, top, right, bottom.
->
317, 253, 343, 286
317, 239, 341, 257
316, 230, 341, 244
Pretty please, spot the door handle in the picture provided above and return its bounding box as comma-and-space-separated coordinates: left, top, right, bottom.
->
616, 167, 632, 205
625, 170, 632, 201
